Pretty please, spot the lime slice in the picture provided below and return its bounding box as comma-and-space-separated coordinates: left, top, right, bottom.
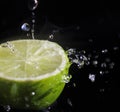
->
0, 39, 70, 110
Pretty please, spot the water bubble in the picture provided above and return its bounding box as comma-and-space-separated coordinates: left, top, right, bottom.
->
21, 23, 30, 32
88, 74, 96, 82
3, 105, 11, 112
28, 0, 38, 11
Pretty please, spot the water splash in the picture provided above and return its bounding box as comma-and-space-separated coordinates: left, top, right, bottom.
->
31, 12, 36, 39
3, 105, 11, 112
21, 0, 39, 39
28, 0, 39, 11
67, 48, 88, 69
88, 74, 96, 82
62, 75, 72, 83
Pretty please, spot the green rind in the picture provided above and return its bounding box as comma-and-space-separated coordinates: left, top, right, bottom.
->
0, 52, 70, 110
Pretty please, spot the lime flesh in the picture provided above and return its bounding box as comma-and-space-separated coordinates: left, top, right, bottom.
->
0, 39, 70, 110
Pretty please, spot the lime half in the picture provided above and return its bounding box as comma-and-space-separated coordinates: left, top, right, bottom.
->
0, 39, 70, 110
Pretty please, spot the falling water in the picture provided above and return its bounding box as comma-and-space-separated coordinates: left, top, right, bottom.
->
21, 0, 39, 39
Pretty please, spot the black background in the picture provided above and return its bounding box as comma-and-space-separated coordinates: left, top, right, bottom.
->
0, 0, 120, 112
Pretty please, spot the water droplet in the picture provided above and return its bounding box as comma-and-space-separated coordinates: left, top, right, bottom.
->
67, 48, 88, 68
21, 23, 30, 32
92, 60, 98, 66
77, 61, 85, 69
62, 75, 72, 83
105, 58, 111, 63
101, 62, 107, 68
88, 38, 93, 43
87, 53, 92, 58
94, 55, 99, 59
49, 34, 54, 39
85, 61, 90, 65
28, 0, 39, 11
109, 62, 115, 69
3, 105, 11, 112
99, 70, 104, 75
67, 48, 76, 56
113, 46, 119, 51
25, 104, 30, 108
104, 70, 109, 74
73, 82, 76, 87
101, 49, 108, 54
67, 98, 73, 107
31, 91, 36, 96
24, 96, 29, 102
52, 29, 59, 33
32, 19, 35, 23
88, 74, 96, 82
31, 29, 35, 39
100, 88, 105, 92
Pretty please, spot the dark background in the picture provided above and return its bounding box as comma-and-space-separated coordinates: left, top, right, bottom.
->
0, 1, 120, 32
0, 1, 120, 43
0, 0, 120, 112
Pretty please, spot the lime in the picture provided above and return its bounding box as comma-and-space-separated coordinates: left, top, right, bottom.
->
0, 39, 70, 110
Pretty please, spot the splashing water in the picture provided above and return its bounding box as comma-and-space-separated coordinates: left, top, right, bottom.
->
62, 75, 72, 83
88, 73, 96, 82
21, 0, 39, 39
3, 105, 11, 112
28, 0, 39, 11
66, 48, 88, 69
